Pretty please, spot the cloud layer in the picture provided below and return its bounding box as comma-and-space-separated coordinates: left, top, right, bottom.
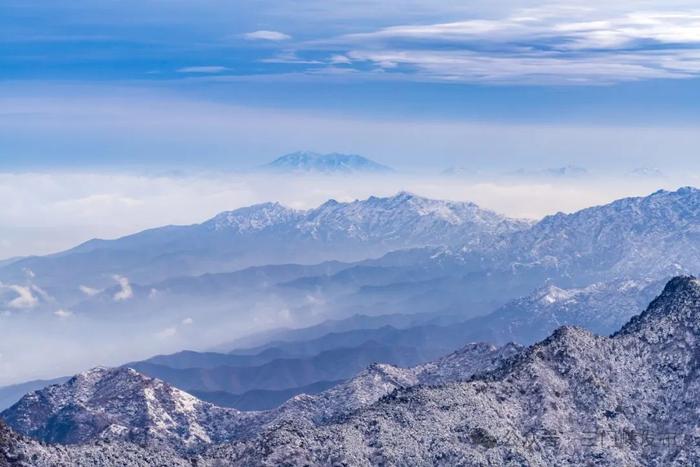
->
313, 8, 700, 84
4, 1, 700, 84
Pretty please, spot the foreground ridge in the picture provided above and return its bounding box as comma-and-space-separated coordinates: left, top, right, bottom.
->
2, 276, 699, 466
215, 276, 700, 466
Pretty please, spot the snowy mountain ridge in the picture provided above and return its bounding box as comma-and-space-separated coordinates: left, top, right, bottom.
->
3, 276, 700, 465
1, 341, 522, 455
416, 186, 700, 282
206, 191, 529, 242
0, 367, 266, 453
219, 276, 700, 465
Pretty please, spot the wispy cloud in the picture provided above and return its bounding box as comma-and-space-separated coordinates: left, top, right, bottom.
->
155, 326, 177, 339
79, 285, 101, 297
54, 309, 73, 319
244, 30, 291, 41
4, 284, 38, 309
177, 66, 229, 74
318, 8, 700, 84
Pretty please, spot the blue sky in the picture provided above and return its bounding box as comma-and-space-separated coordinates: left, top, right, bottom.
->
1, 1, 700, 257
2, 0, 700, 171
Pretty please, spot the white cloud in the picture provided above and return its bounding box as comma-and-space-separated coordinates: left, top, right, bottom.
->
330, 8, 700, 83
177, 66, 228, 74
29, 284, 53, 303
112, 275, 133, 301
79, 285, 101, 296
155, 326, 177, 339
5, 285, 38, 309
54, 309, 73, 319
330, 54, 352, 64
244, 30, 291, 41
182, 317, 193, 325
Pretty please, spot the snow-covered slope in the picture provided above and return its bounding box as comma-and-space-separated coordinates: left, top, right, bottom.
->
0, 367, 267, 453
220, 276, 700, 466
355, 187, 700, 302
0, 420, 187, 467
260, 151, 393, 174
1, 341, 522, 460
270, 342, 522, 426
200, 191, 529, 251
494, 186, 700, 279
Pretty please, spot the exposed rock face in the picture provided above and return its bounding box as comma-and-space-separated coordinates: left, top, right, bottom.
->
215, 276, 700, 466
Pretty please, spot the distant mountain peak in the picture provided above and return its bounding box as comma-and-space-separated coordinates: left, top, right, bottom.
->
509, 165, 588, 178
261, 151, 394, 174
629, 167, 665, 178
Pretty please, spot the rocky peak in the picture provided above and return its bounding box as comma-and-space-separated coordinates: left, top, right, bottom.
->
614, 275, 700, 338
0, 367, 263, 453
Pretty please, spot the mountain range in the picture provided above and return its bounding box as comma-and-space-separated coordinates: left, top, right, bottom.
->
3, 276, 700, 465
3, 186, 700, 411
0, 192, 528, 306
211, 276, 700, 465
1, 340, 519, 455
102, 276, 663, 411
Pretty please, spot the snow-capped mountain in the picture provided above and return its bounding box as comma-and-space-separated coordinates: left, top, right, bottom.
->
1, 341, 523, 460
207, 191, 527, 246
0, 192, 528, 300
375, 187, 700, 286
0, 367, 265, 453
498, 186, 700, 280
219, 276, 700, 466
261, 151, 394, 174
